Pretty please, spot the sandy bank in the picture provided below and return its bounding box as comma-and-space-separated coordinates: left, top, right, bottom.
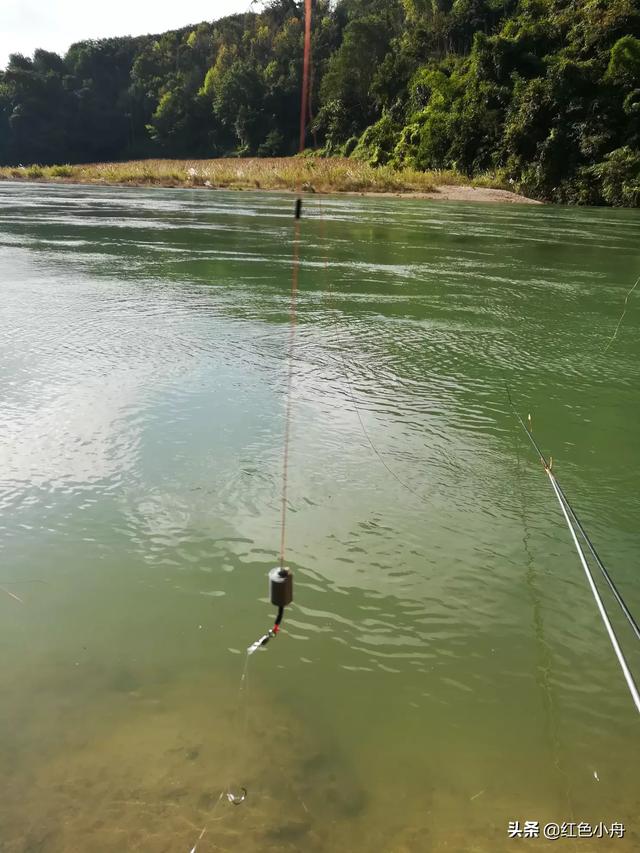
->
0, 157, 540, 204
0, 174, 540, 205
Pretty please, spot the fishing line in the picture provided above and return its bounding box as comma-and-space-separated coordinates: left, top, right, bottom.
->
225, 650, 252, 801
506, 387, 640, 715
188, 791, 225, 853
303, 7, 429, 508
246, 0, 311, 647
603, 274, 640, 354
511, 425, 576, 826
205, 9, 312, 840
555, 485, 640, 643
314, 196, 430, 507
187, 651, 252, 852
0, 585, 24, 603
278, 0, 312, 571
506, 386, 640, 642
189, 6, 311, 841
548, 474, 640, 714
0, 578, 46, 603
337, 350, 430, 506
278, 217, 300, 571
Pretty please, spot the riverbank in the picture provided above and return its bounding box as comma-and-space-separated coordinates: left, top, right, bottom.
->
0, 157, 540, 204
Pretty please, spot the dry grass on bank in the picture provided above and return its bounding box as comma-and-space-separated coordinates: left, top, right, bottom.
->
0, 156, 511, 196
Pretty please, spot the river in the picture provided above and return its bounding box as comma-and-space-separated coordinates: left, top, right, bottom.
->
0, 182, 639, 852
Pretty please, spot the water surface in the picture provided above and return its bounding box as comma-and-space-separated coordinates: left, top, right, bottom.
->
1, 182, 639, 852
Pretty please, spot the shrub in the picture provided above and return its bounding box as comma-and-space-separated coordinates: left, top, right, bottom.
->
352, 114, 399, 166
606, 36, 640, 87
258, 129, 284, 157
50, 164, 74, 177
341, 136, 359, 157
592, 147, 640, 207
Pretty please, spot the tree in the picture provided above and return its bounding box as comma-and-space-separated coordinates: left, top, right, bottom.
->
1, 0, 640, 206
2, 51, 72, 164
318, 11, 400, 147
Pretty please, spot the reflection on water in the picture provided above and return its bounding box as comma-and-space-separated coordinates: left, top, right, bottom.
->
0, 183, 639, 851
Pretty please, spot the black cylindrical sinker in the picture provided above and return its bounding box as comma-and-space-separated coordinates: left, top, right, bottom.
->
269, 566, 293, 608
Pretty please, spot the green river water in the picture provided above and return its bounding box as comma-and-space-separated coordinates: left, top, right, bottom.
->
0, 182, 639, 852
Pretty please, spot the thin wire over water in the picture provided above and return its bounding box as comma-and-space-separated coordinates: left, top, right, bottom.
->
316, 197, 431, 508
188, 651, 252, 852
507, 388, 640, 715
603, 274, 640, 354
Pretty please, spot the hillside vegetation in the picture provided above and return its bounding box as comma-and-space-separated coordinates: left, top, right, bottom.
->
1, 0, 640, 205
0, 157, 441, 193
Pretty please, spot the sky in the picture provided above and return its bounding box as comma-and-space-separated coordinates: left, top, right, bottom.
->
1, 1, 256, 70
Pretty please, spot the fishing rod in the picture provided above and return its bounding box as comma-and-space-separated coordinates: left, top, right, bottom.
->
506, 387, 640, 642
506, 387, 640, 715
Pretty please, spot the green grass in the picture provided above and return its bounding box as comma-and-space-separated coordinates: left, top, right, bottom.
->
49, 164, 74, 177
0, 156, 512, 196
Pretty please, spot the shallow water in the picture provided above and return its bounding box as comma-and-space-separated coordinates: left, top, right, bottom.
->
0, 182, 639, 852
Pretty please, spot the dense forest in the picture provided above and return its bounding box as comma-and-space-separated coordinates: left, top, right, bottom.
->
1, 0, 640, 205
